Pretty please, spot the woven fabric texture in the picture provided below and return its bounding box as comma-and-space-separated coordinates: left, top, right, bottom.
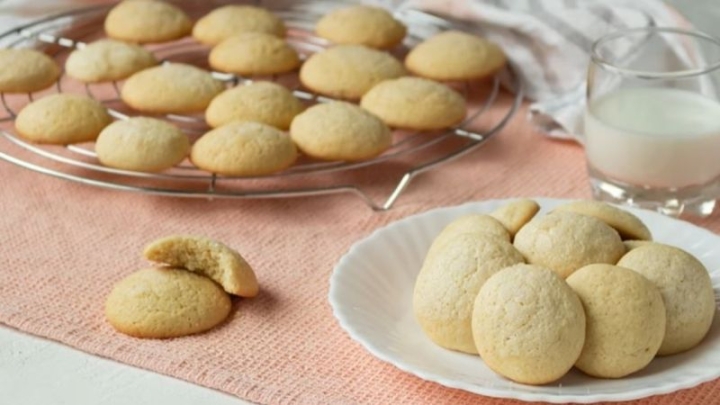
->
1, 98, 719, 405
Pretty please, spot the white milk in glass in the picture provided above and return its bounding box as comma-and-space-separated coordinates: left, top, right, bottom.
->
585, 87, 720, 189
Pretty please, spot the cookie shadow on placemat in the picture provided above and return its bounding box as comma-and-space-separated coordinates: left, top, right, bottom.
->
229, 286, 281, 320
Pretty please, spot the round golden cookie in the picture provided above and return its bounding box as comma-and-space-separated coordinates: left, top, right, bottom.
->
144, 234, 259, 297
191, 121, 297, 177
15, 94, 112, 145
299, 45, 406, 100
554, 200, 652, 241
289, 102, 392, 161
209, 33, 300, 76
623, 240, 652, 252
566, 264, 666, 378
435, 214, 511, 244
121, 63, 225, 114
104, 0, 192, 44
105, 267, 231, 339
192, 5, 286, 46
618, 244, 715, 356
316, 5, 407, 49
206, 82, 304, 130
65, 39, 158, 83
360, 77, 466, 130
413, 233, 525, 354
0, 49, 60, 93
513, 211, 625, 279
472, 264, 586, 385
489, 199, 540, 238
95, 117, 189, 173
405, 30, 506, 81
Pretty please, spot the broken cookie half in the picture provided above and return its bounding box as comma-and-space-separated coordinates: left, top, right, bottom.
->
143, 235, 259, 297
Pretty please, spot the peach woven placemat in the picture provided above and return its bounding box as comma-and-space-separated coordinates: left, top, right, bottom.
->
1, 100, 719, 405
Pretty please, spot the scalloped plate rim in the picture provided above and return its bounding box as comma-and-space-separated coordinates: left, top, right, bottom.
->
329, 197, 720, 403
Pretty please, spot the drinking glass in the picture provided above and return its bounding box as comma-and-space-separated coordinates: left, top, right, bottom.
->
585, 27, 720, 217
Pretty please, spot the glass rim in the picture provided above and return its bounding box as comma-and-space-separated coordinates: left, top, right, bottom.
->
591, 26, 720, 79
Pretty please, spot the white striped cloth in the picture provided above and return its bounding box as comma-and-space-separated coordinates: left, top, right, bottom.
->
0, 0, 695, 141
386, 0, 692, 141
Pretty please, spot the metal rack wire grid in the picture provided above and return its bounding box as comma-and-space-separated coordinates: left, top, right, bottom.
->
0, 0, 523, 210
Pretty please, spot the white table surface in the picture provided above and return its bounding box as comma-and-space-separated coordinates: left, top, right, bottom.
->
2, 1, 719, 404
0, 4, 245, 403
0, 326, 250, 405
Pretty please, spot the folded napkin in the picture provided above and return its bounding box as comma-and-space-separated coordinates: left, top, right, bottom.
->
386, 0, 692, 141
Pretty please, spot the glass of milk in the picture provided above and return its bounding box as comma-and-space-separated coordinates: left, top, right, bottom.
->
585, 27, 720, 217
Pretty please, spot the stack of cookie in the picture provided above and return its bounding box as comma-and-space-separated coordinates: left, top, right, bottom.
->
105, 235, 259, 339
7, 0, 508, 177
414, 199, 716, 384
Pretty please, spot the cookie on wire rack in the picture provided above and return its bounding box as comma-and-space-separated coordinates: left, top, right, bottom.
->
315, 5, 407, 49
360, 77, 466, 130
104, 0, 193, 44
209, 32, 301, 76
95, 117, 190, 173
299, 44, 406, 100
405, 30, 507, 82
121, 63, 225, 114
15, 93, 112, 145
191, 121, 297, 177
193, 5, 286, 46
290, 102, 392, 162
65, 39, 158, 83
205, 82, 304, 130
0, 48, 60, 93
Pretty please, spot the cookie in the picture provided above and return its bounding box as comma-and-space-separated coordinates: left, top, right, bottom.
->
104, 0, 192, 44
435, 214, 510, 244
95, 117, 189, 172
299, 45, 406, 100
289, 102, 392, 161
472, 264, 586, 385
191, 121, 297, 177
121, 63, 225, 114
513, 211, 625, 279
206, 82, 304, 130
192, 5, 286, 46
209, 32, 300, 76
144, 235, 259, 297
360, 77, 466, 130
105, 267, 231, 339
413, 233, 524, 354
405, 30, 506, 81
489, 199, 540, 238
316, 5, 406, 49
0, 49, 60, 93
15, 94, 112, 144
623, 240, 652, 252
618, 244, 716, 355
65, 39, 158, 83
554, 200, 652, 241
566, 264, 666, 378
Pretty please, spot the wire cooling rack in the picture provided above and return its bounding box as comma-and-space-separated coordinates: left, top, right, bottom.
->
0, 0, 523, 210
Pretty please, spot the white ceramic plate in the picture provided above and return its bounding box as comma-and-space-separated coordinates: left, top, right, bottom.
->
329, 198, 720, 403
